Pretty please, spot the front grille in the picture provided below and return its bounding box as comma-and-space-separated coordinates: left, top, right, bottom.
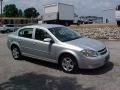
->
98, 48, 107, 55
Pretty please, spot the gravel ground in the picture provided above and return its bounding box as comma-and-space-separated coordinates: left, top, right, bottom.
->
0, 33, 120, 90
70, 24, 120, 40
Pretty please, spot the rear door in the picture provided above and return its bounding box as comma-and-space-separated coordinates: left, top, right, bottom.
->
18, 28, 35, 55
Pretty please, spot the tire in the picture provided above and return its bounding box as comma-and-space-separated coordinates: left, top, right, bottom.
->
1, 31, 5, 33
60, 54, 78, 73
6, 29, 10, 33
11, 46, 22, 60
117, 21, 120, 26
65, 22, 69, 26
77, 21, 80, 26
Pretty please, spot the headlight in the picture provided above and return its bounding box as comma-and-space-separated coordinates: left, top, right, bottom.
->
80, 49, 98, 57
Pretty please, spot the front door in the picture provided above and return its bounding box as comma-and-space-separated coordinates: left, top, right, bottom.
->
32, 28, 56, 62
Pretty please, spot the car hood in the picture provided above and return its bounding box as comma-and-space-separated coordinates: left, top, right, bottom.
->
65, 37, 105, 51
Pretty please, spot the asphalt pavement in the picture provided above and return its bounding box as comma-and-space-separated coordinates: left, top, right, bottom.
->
0, 33, 120, 90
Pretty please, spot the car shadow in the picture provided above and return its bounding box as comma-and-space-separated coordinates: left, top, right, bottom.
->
22, 57, 114, 75
23, 57, 61, 70
0, 73, 95, 90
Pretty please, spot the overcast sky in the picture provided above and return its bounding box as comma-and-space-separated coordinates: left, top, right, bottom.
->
2, 0, 120, 22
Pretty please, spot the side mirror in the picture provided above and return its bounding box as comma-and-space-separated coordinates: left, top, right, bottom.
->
43, 38, 54, 43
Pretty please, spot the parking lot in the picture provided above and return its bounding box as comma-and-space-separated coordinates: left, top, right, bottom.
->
0, 33, 120, 90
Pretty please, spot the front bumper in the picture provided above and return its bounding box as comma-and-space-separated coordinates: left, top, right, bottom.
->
78, 51, 110, 69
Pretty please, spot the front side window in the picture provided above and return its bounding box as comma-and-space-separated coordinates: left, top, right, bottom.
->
35, 28, 51, 41
19, 28, 33, 39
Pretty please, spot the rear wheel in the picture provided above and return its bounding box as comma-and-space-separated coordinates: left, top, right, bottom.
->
11, 46, 22, 60
65, 22, 70, 26
117, 21, 120, 26
60, 54, 78, 73
6, 29, 10, 33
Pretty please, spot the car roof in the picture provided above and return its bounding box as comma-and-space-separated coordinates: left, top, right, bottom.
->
26, 24, 64, 29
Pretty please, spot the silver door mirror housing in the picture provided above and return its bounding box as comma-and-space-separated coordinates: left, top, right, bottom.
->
43, 38, 54, 43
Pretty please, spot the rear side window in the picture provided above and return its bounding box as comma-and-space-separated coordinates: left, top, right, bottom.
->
19, 28, 33, 39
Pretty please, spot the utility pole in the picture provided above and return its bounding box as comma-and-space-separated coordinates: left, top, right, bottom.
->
0, 0, 3, 16
0, 0, 3, 25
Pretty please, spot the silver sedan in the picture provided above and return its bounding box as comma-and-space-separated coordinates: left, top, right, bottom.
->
7, 24, 110, 73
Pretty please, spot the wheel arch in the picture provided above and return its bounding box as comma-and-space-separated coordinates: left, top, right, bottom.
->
57, 50, 79, 64
10, 42, 20, 50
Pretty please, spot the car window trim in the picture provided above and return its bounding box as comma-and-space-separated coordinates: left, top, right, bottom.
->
34, 28, 54, 42
18, 28, 34, 39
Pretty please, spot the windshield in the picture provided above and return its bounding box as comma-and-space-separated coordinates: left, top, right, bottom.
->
48, 27, 81, 42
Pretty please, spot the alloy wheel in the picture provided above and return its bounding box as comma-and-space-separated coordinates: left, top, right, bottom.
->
62, 57, 74, 72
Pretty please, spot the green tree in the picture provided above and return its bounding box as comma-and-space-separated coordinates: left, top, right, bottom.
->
3, 4, 19, 17
18, 9, 23, 17
24, 7, 39, 18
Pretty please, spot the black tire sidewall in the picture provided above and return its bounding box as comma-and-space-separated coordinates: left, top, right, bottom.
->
12, 47, 21, 60
6, 29, 9, 33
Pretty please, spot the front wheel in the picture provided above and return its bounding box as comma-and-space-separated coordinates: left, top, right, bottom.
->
60, 55, 78, 73
11, 46, 22, 60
